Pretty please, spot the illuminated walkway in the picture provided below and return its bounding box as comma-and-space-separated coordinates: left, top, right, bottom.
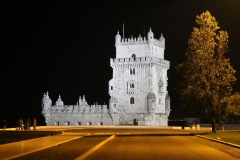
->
0, 126, 218, 160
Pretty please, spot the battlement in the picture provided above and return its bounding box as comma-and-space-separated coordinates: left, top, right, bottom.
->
115, 28, 165, 48
49, 104, 109, 113
117, 37, 164, 48
110, 57, 170, 67
119, 36, 147, 44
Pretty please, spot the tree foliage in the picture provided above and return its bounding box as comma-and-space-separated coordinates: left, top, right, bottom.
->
176, 11, 238, 121
224, 93, 240, 116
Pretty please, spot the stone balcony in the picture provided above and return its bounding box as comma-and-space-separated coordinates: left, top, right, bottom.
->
110, 57, 170, 67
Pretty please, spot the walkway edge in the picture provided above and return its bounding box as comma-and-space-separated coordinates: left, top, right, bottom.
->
75, 134, 116, 160
2, 136, 82, 160
196, 135, 240, 149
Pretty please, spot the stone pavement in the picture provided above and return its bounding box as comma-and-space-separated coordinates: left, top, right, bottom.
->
0, 132, 83, 160
0, 126, 239, 160
196, 135, 240, 149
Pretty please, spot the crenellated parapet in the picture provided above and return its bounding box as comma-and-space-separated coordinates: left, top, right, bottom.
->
118, 37, 164, 48
115, 28, 165, 48
42, 93, 109, 114
119, 36, 147, 44
50, 104, 109, 113
110, 56, 170, 67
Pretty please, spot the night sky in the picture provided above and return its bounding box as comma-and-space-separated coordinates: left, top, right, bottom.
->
1, 0, 240, 127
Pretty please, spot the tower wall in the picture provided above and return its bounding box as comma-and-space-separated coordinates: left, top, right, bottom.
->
109, 28, 170, 126
116, 39, 165, 59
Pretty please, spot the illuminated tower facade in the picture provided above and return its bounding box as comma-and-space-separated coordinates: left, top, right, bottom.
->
109, 28, 171, 126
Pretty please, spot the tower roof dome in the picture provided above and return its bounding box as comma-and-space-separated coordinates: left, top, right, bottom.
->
115, 31, 121, 45
42, 91, 52, 103
147, 28, 154, 36
55, 95, 64, 106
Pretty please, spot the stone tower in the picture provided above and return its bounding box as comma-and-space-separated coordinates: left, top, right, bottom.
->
109, 28, 171, 126
42, 92, 52, 125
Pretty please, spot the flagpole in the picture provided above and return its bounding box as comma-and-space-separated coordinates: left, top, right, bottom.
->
123, 23, 124, 40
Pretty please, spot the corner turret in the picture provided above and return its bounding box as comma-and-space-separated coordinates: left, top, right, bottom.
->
147, 28, 154, 43
115, 31, 121, 46
55, 95, 64, 110
82, 95, 88, 106
159, 33, 165, 48
78, 96, 82, 105
42, 91, 52, 111
42, 91, 52, 125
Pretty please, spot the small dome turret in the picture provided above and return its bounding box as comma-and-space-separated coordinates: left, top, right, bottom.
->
78, 96, 82, 105
42, 91, 52, 113
159, 33, 165, 48
82, 95, 88, 105
55, 95, 64, 106
42, 91, 52, 104
115, 31, 121, 45
159, 33, 165, 41
147, 28, 154, 42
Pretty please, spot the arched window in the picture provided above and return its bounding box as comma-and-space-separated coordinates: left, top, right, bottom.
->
130, 69, 132, 75
133, 69, 135, 75
130, 97, 134, 104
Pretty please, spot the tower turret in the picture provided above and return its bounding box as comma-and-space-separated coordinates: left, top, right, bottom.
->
55, 95, 64, 110
82, 95, 88, 106
42, 91, 52, 125
115, 31, 121, 46
147, 28, 154, 43
42, 91, 52, 112
159, 33, 165, 48
78, 96, 82, 105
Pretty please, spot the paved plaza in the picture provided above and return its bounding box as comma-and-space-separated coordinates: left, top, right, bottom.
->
0, 126, 239, 160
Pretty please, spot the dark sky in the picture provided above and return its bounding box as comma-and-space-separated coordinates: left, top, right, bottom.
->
1, 0, 240, 126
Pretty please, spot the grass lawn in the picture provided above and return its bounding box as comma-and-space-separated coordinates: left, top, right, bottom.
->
203, 131, 240, 145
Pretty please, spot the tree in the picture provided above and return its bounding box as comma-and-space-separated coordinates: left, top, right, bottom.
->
176, 11, 237, 121
224, 93, 240, 122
